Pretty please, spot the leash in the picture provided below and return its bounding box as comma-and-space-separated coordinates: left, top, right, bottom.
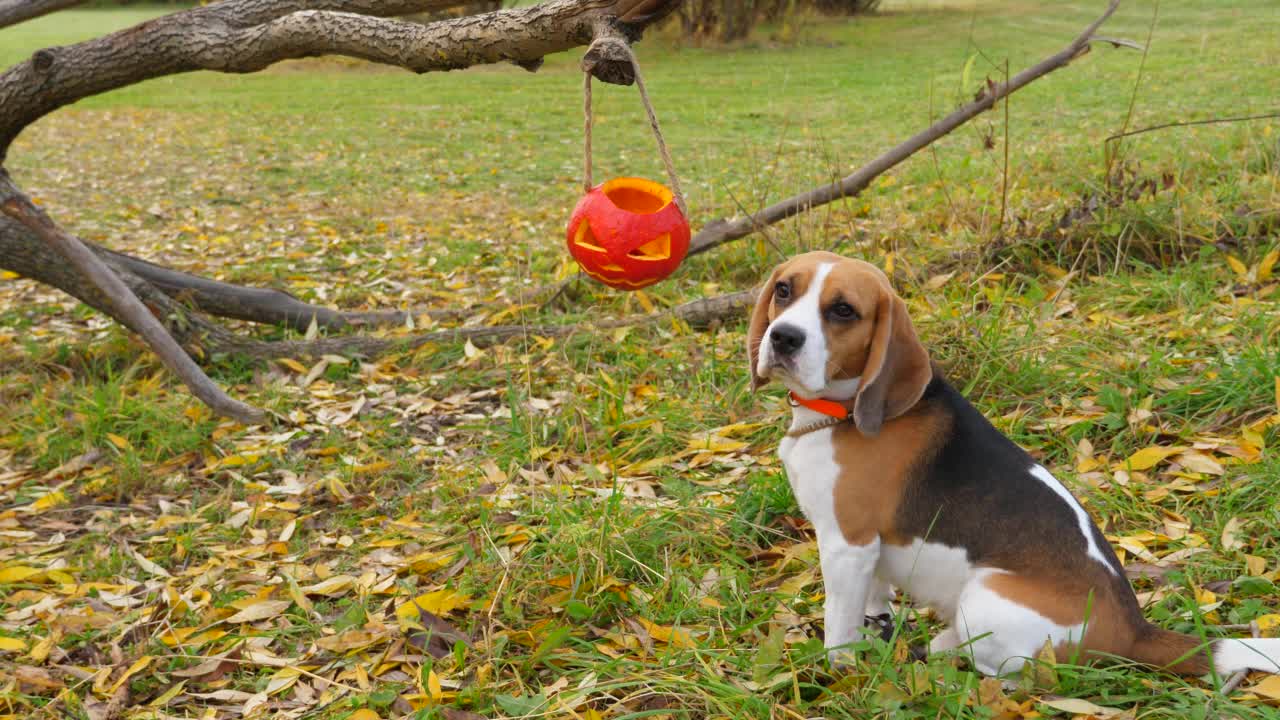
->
582, 39, 687, 217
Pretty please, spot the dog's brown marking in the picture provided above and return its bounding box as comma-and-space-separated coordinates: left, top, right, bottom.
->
817, 261, 887, 383
982, 570, 1140, 661
831, 403, 951, 546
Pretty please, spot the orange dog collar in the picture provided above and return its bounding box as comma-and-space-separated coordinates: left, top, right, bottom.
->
789, 392, 851, 419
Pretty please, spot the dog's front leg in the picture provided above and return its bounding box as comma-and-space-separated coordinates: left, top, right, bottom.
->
819, 533, 881, 667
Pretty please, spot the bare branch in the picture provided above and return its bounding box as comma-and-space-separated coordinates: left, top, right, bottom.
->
0, 0, 87, 30
688, 0, 1127, 256
0, 172, 266, 425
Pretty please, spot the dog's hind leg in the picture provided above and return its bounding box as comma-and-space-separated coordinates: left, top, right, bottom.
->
950, 570, 1084, 676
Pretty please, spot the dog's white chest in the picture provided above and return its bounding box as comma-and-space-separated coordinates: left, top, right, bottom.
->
778, 429, 843, 540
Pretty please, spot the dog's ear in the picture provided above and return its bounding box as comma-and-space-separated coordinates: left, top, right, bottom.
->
853, 286, 931, 435
747, 266, 782, 391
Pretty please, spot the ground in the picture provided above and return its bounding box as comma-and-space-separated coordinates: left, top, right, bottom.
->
1, 0, 1279, 718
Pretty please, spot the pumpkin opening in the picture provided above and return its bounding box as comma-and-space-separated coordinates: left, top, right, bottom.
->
601, 178, 672, 215
628, 233, 671, 260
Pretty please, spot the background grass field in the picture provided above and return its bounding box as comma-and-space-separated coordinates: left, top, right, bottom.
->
1, 1, 1279, 718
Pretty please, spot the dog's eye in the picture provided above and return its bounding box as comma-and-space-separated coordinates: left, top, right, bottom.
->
829, 302, 859, 321
774, 281, 791, 302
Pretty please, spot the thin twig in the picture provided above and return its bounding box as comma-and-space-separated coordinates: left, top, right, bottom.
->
1104, 111, 1280, 147
1105, 0, 1158, 186
688, 0, 1131, 257
1219, 620, 1261, 696
998, 58, 1011, 238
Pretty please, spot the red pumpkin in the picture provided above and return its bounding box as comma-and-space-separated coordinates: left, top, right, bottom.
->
566, 177, 690, 290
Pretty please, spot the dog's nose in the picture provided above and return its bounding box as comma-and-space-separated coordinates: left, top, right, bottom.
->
770, 324, 805, 356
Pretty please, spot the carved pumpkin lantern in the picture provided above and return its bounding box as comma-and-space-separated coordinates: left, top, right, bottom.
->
565, 177, 690, 290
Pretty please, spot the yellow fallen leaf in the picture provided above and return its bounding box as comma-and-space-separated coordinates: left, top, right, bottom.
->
1174, 451, 1224, 476
1221, 517, 1245, 552
1258, 247, 1279, 281
396, 589, 471, 621
1247, 675, 1280, 700
1246, 555, 1268, 576
29, 633, 57, 663
0, 566, 41, 584
634, 617, 695, 648
0, 636, 27, 652
106, 433, 132, 450
353, 461, 392, 475
634, 290, 656, 314
314, 629, 383, 652
225, 600, 291, 624
265, 666, 301, 695
109, 655, 154, 694
30, 490, 69, 511
149, 680, 187, 707
299, 575, 355, 597
684, 434, 748, 454
1255, 614, 1280, 637
1039, 697, 1124, 717
348, 710, 381, 720
1120, 445, 1186, 471
128, 546, 172, 578
428, 669, 442, 701
1226, 254, 1249, 278
277, 358, 309, 374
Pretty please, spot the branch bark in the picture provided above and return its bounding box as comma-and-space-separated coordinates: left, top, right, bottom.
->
0, 0, 677, 158
0, 0, 86, 29
687, 0, 1125, 256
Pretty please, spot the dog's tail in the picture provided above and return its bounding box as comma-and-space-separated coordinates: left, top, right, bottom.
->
1128, 623, 1280, 676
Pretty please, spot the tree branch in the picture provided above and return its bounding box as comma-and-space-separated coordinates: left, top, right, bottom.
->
688, 0, 1126, 256
0, 0, 678, 159
0, 0, 86, 30
0, 172, 266, 425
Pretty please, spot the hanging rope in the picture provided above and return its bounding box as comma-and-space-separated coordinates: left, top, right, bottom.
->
582, 39, 687, 217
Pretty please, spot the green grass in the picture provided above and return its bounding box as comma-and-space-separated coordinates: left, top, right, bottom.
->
1, 1, 1279, 718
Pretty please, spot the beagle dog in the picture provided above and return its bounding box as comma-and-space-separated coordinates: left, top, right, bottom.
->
748, 250, 1280, 676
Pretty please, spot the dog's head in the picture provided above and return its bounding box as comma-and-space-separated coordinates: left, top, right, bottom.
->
747, 251, 932, 435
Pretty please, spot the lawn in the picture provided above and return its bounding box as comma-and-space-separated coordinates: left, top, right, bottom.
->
1, 0, 1279, 718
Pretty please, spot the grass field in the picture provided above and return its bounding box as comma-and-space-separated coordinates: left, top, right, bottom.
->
1, 1, 1279, 718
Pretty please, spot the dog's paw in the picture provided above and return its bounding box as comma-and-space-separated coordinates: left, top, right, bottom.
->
827, 646, 858, 671
864, 613, 895, 643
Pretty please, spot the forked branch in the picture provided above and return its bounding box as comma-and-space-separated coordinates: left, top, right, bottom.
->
0, 172, 266, 424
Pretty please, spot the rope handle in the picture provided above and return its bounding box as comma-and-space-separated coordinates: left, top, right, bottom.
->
583, 40, 687, 217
